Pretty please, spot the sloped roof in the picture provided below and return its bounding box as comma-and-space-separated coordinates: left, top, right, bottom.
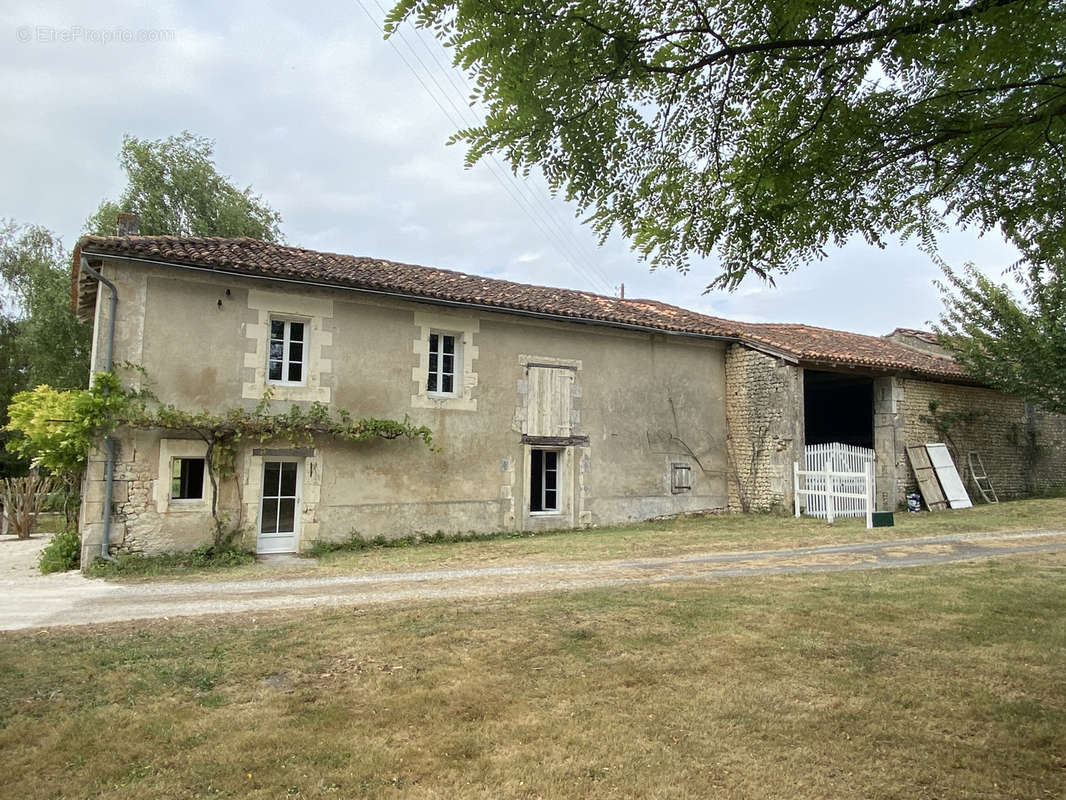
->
729, 322, 966, 379
73, 235, 969, 382
888, 327, 941, 345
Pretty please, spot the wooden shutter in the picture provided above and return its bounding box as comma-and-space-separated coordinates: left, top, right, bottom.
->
906, 445, 948, 511
525, 365, 574, 437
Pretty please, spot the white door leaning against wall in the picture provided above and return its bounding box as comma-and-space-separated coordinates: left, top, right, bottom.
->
258, 460, 301, 553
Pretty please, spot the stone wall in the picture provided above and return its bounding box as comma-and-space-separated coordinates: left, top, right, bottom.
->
1028, 405, 1066, 491
724, 345, 803, 511
898, 379, 1066, 501
79, 429, 233, 564
719, 356, 1066, 517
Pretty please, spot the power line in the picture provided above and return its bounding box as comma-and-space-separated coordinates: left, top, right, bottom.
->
353, 0, 615, 294
384, 6, 617, 290
368, 2, 610, 291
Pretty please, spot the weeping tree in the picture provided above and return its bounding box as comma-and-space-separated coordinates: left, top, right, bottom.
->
0, 222, 93, 479
84, 131, 284, 241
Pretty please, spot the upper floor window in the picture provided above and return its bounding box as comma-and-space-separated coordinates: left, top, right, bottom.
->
428, 332, 457, 394
269, 319, 306, 385
410, 311, 478, 412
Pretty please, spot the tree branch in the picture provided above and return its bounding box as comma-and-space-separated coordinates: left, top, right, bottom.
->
635, 0, 1025, 75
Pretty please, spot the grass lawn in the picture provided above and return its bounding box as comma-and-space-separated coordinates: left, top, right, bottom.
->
3, 552, 1065, 798
98, 496, 1066, 582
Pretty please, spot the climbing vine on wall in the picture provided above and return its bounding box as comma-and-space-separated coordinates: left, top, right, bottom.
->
6, 369, 435, 547
919, 400, 987, 461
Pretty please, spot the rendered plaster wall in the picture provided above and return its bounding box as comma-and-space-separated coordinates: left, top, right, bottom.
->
898, 379, 1066, 502
724, 345, 803, 511
306, 309, 730, 543
80, 258, 729, 558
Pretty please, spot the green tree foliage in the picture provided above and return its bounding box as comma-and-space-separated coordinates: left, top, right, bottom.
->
0, 318, 27, 477
6, 371, 434, 547
0, 222, 91, 392
936, 262, 1066, 415
84, 131, 283, 241
0, 222, 92, 477
388, 0, 1066, 288
0, 133, 284, 476
5, 374, 126, 473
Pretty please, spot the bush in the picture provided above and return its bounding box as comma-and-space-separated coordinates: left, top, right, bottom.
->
307, 527, 541, 557
86, 544, 255, 577
39, 527, 81, 573
1, 473, 54, 539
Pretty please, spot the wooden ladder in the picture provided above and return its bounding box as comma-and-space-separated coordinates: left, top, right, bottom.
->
967, 451, 999, 504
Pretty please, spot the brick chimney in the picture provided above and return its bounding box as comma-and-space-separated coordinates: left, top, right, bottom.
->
116, 212, 140, 236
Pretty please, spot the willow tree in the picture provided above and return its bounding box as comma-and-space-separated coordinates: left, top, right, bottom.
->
387, 0, 1065, 289
85, 131, 284, 241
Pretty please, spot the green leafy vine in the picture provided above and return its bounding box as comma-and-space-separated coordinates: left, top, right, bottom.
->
6, 368, 435, 548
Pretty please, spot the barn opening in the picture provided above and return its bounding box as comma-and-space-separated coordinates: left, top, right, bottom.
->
803, 370, 874, 449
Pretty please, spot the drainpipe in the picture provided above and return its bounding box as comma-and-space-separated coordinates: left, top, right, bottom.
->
79, 256, 118, 563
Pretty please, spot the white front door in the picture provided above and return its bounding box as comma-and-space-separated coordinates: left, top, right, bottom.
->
258, 460, 301, 553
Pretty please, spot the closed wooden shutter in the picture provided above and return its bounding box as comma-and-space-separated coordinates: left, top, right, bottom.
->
526, 366, 574, 437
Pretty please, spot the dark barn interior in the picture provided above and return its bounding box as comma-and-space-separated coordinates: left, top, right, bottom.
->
803, 370, 874, 449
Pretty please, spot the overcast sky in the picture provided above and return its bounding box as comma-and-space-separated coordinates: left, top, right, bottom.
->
1, 0, 1021, 336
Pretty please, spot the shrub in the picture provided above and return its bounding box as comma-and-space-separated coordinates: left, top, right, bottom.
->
1, 473, 54, 539
307, 527, 542, 557
86, 544, 255, 577
39, 527, 81, 573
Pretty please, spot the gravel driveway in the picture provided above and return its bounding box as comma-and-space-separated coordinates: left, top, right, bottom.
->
3, 529, 1065, 631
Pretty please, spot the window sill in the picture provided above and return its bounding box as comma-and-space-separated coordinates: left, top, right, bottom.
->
529, 510, 563, 517
268, 380, 308, 388
164, 501, 208, 513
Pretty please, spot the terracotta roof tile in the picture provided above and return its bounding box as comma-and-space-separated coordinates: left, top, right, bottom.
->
73, 235, 969, 382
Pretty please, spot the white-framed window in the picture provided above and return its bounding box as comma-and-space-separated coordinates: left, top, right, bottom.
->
268, 318, 307, 385
427, 331, 458, 395
171, 457, 206, 501
671, 463, 692, 494
530, 448, 561, 513
411, 312, 478, 411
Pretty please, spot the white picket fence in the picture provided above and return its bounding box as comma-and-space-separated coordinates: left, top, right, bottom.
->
794, 443, 876, 527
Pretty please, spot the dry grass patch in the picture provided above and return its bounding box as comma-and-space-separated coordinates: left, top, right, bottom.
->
96, 496, 1066, 583
3, 552, 1065, 798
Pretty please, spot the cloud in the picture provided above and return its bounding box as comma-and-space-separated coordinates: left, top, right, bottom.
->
0, 0, 1023, 337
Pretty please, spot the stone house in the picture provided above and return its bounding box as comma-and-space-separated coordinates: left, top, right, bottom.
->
71, 236, 1066, 562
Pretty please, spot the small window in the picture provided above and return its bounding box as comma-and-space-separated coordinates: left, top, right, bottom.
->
268, 319, 306, 384
428, 332, 457, 394
171, 458, 205, 500
671, 463, 692, 494
530, 448, 560, 513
